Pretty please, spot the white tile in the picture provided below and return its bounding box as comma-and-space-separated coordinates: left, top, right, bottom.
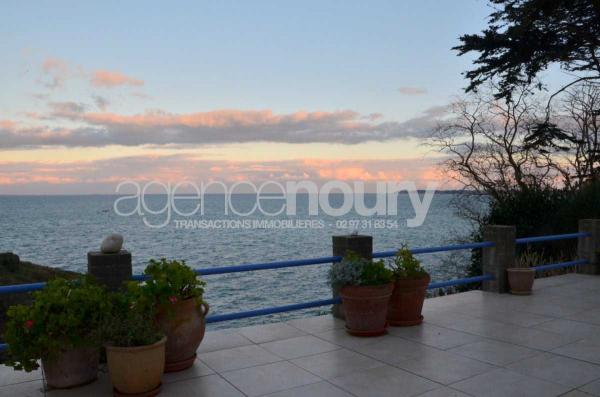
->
448, 340, 538, 366
394, 349, 496, 385
507, 352, 600, 388
0, 380, 44, 396
46, 373, 111, 396
161, 374, 244, 397
534, 319, 600, 340
0, 365, 42, 386
313, 329, 382, 350
221, 361, 321, 397
330, 365, 438, 397
451, 368, 570, 397
388, 323, 482, 350
413, 387, 472, 397
237, 323, 307, 344
199, 344, 281, 372
261, 381, 354, 397
291, 349, 382, 379
580, 378, 600, 396
162, 358, 214, 383
260, 335, 339, 359
197, 330, 253, 353
353, 335, 440, 364
552, 340, 600, 364
286, 315, 345, 334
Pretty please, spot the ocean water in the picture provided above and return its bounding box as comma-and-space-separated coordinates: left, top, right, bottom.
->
0, 193, 480, 328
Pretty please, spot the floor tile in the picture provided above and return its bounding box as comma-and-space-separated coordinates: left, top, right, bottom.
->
388, 323, 482, 350
580, 378, 600, 396
46, 373, 112, 396
0, 380, 44, 396
160, 374, 244, 397
561, 391, 596, 397
197, 330, 253, 353
0, 365, 42, 386
260, 335, 339, 359
236, 323, 307, 344
394, 348, 496, 385
330, 365, 438, 397
507, 352, 600, 388
162, 358, 214, 383
552, 340, 600, 364
448, 340, 538, 366
534, 319, 600, 340
261, 381, 354, 397
286, 315, 345, 334
199, 344, 281, 372
353, 335, 441, 364
413, 387, 472, 397
451, 368, 570, 397
291, 348, 382, 379
221, 361, 321, 397
313, 329, 382, 350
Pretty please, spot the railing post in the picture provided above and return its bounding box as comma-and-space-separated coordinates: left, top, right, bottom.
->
578, 219, 600, 275
482, 225, 515, 293
331, 234, 373, 319
87, 234, 132, 291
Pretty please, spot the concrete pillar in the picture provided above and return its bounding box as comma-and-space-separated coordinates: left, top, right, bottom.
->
482, 225, 516, 293
87, 250, 132, 291
577, 219, 600, 275
331, 234, 373, 318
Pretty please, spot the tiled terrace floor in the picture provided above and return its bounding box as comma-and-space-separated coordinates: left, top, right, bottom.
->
4, 273, 600, 396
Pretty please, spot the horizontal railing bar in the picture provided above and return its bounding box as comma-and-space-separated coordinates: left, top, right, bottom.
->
0, 282, 46, 295
196, 256, 343, 276
427, 274, 495, 289
373, 241, 496, 259
532, 259, 589, 272
206, 297, 342, 323
0, 343, 6, 352
516, 232, 591, 245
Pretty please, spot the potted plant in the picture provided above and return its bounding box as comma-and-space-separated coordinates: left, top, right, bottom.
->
3, 277, 109, 389
507, 249, 538, 295
139, 258, 208, 372
104, 288, 166, 396
329, 252, 394, 336
388, 246, 430, 326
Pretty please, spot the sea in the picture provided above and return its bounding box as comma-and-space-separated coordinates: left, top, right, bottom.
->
0, 193, 483, 329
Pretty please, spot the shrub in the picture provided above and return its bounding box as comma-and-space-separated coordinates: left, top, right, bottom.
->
140, 258, 206, 307
103, 287, 163, 348
329, 252, 393, 288
3, 277, 110, 372
391, 246, 428, 279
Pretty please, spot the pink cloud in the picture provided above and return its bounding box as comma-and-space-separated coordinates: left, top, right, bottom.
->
91, 70, 144, 87
39, 57, 70, 89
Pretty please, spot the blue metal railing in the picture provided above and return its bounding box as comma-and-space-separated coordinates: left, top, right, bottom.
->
0, 230, 593, 353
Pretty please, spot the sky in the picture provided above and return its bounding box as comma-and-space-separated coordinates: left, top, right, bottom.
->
0, 0, 559, 194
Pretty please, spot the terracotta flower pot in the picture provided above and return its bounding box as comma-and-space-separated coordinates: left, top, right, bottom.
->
106, 336, 166, 397
340, 283, 394, 337
388, 274, 430, 327
42, 346, 99, 389
507, 268, 535, 295
157, 298, 209, 372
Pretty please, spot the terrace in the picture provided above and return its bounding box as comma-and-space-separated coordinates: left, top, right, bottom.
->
3, 273, 600, 396
1, 223, 600, 396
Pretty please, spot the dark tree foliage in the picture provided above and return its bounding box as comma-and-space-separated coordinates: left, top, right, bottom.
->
455, 0, 600, 99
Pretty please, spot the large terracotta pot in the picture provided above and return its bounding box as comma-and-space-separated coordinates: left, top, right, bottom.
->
339, 283, 394, 337
106, 336, 166, 397
507, 268, 535, 295
42, 346, 99, 389
157, 298, 209, 372
388, 274, 430, 327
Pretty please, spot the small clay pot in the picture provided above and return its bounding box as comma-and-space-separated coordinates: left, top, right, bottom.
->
106, 337, 166, 396
507, 268, 535, 295
340, 283, 394, 336
157, 298, 209, 372
388, 274, 430, 326
42, 347, 99, 389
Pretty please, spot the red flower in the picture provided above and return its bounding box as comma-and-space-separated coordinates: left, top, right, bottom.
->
24, 320, 33, 329
168, 296, 178, 304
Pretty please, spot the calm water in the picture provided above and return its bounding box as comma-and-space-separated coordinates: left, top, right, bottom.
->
0, 193, 479, 328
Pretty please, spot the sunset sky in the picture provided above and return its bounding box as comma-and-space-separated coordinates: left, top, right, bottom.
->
0, 1, 568, 194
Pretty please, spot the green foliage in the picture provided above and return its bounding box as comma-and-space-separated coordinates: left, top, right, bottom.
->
329, 252, 393, 288
3, 277, 110, 372
140, 258, 206, 307
515, 249, 543, 268
102, 286, 163, 348
454, 0, 600, 98
392, 246, 428, 279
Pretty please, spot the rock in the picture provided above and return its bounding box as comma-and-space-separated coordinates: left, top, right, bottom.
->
0, 252, 20, 272
100, 234, 124, 254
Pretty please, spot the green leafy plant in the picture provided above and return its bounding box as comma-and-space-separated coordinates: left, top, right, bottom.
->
140, 258, 206, 307
515, 249, 542, 268
391, 246, 428, 279
329, 252, 393, 288
103, 287, 163, 348
3, 277, 110, 372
